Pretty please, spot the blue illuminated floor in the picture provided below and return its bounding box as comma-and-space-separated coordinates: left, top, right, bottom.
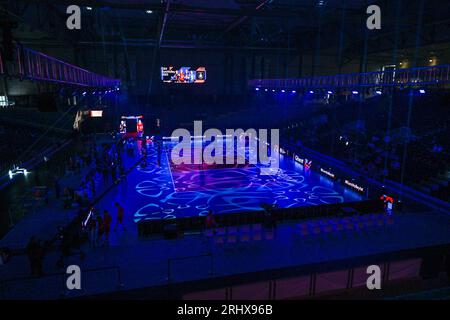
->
121, 141, 364, 223
2, 141, 450, 299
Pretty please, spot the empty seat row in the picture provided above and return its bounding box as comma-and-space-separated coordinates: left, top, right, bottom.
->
295, 213, 394, 237
206, 224, 275, 245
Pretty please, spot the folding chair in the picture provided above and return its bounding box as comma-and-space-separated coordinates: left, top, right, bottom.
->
227, 226, 238, 234
264, 229, 275, 240
215, 235, 225, 245
217, 227, 226, 236
227, 233, 237, 244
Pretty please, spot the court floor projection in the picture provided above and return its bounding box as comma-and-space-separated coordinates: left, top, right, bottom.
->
117, 141, 364, 223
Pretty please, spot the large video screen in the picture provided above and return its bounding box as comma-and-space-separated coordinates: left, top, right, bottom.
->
161, 66, 206, 83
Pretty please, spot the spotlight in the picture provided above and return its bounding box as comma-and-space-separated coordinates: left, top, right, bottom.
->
272, 89, 275, 92
86, 7, 93, 11
309, 90, 314, 94
327, 91, 333, 94
291, 90, 296, 94
146, 10, 153, 14
264, 89, 268, 92
281, 89, 286, 93
352, 90, 359, 95
375, 90, 382, 95
419, 89, 426, 94
255, 88, 260, 91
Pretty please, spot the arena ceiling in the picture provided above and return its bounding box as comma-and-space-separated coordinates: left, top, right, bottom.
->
1, 0, 449, 56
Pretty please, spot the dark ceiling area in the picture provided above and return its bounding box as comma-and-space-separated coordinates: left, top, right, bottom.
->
1, 0, 449, 56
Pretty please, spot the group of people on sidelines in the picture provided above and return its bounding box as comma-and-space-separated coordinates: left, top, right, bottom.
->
86, 202, 127, 248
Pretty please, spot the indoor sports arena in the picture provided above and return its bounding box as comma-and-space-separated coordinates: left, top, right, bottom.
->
0, 0, 449, 305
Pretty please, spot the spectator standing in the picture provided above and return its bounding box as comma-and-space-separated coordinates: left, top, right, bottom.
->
87, 213, 98, 247
111, 163, 117, 183
96, 215, 105, 246
114, 202, 126, 232
26, 236, 43, 277
205, 210, 217, 234
103, 210, 113, 245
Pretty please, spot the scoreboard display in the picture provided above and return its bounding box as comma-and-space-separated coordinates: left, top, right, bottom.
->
161, 66, 206, 83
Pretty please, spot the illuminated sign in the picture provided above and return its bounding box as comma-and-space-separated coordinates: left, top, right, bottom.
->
320, 168, 336, 179
294, 155, 312, 169
344, 179, 365, 193
120, 115, 144, 137
8, 167, 29, 180
161, 66, 206, 83
121, 115, 143, 120
90, 110, 103, 118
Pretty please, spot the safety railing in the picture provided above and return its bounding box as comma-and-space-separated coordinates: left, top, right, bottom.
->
0, 44, 120, 88
183, 258, 425, 300
249, 65, 450, 89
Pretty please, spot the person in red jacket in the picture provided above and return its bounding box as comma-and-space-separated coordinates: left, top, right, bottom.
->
114, 202, 126, 232
205, 210, 217, 234
137, 119, 144, 136
103, 210, 112, 246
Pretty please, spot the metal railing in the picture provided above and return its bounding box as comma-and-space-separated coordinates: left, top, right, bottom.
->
249, 65, 450, 89
0, 44, 120, 88
216, 259, 423, 300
